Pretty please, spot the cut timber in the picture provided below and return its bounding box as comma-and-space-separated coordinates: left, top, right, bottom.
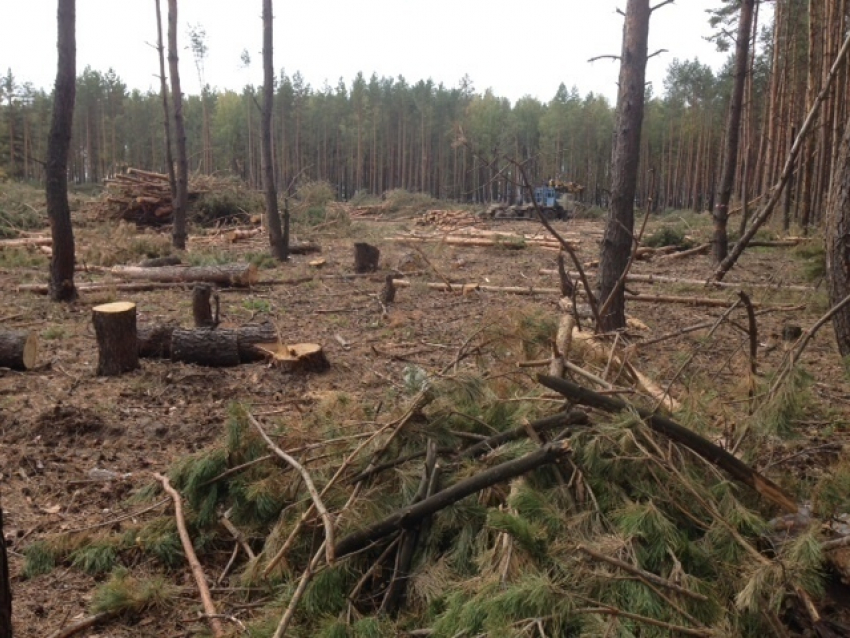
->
289, 241, 322, 255
657, 243, 711, 261
171, 328, 240, 367
0, 330, 37, 370
354, 242, 380, 273
0, 236, 52, 249
92, 301, 140, 376
138, 323, 177, 358
236, 322, 277, 362
255, 342, 330, 373
390, 235, 574, 249
539, 270, 813, 292
228, 228, 262, 242
111, 263, 258, 287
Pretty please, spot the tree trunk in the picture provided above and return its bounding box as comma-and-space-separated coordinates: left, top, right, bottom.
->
171, 328, 241, 367
826, 112, 850, 355
0, 496, 10, 638
154, 0, 176, 201
93, 301, 140, 376
0, 330, 38, 370
46, 0, 77, 302
262, 0, 286, 261
167, 0, 188, 249
713, 0, 755, 262
598, 0, 650, 331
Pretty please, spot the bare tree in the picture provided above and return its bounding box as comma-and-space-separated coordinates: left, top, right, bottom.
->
46, 0, 77, 302
826, 111, 850, 355
598, 0, 653, 331
154, 0, 176, 202
262, 0, 286, 260
167, 0, 189, 250
713, 0, 755, 262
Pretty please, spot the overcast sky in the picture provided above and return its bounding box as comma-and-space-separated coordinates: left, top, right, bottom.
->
0, 1, 747, 105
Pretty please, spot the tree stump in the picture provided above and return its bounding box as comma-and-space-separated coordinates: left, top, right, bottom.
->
354, 242, 380, 273
192, 284, 219, 327
256, 342, 330, 373
92, 301, 140, 376
138, 323, 177, 358
236, 322, 278, 362
171, 328, 240, 367
0, 330, 38, 370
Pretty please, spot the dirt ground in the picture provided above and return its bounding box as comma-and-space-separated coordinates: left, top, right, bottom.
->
1, 209, 849, 636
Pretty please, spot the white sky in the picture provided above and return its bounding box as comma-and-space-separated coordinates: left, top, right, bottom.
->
0, 1, 739, 104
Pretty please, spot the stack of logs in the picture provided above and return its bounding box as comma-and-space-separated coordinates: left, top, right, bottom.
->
104, 168, 187, 227
415, 209, 479, 230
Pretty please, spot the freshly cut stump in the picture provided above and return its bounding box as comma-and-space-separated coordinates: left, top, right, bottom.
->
0, 330, 38, 370
256, 342, 330, 372
92, 301, 139, 376
171, 328, 240, 367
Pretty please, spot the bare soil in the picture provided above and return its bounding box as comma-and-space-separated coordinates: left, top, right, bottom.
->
1, 210, 848, 636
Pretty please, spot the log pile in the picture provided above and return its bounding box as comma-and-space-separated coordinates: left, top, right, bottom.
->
415, 209, 478, 230
103, 167, 198, 227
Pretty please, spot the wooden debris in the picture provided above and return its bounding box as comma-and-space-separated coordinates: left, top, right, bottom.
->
255, 342, 330, 372
111, 262, 258, 287
416, 209, 479, 230
538, 375, 799, 513
0, 236, 52, 249
0, 329, 37, 370
102, 167, 185, 227
92, 301, 140, 377
171, 328, 241, 367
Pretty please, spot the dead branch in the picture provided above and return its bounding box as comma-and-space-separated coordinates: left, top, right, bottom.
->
153, 472, 224, 637
246, 412, 336, 565
46, 611, 120, 638
537, 375, 798, 513
334, 441, 573, 558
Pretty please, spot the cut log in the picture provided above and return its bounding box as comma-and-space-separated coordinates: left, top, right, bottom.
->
228, 228, 262, 243
289, 241, 322, 255
137, 323, 177, 358
171, 328, 240, 367
92, 302, 140, 376
657, 243, 711, 261
354, 242, 380, 273
255, 342, 330, 372
111, 263, 258, 287
0, 330, 37, 370
138, 255, 182, 267
192, 284, 218, 327
0, 236, 52, 249
236, 322, 277, 362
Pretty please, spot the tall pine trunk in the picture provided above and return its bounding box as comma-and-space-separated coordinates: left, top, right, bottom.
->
713, 0, 755, 262
167, 0, 188, 249
598, 0, 650, 331
154, 0, 176, 202
46, 0, 77, 302
826, 112, 850, 355
262, 0, 286, 260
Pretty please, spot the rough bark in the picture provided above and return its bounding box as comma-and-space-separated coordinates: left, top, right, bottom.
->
826, 108, 850, 355
154, 0, 176, 202
111, 263, 258, 286
236, 322, 277, 362
46, 0, 77, 302
354, 242, 380, 273
171, 328, 240, 367
262, 0, 286, 260
713, 0, 755, 262
0, 330, 38, 370
92, 301, 140, 376
192, 284, 218, 327
138, 323, 177, 358
0, 497, 10, 638
167, 0, 188, 249
598, 0, 650, 331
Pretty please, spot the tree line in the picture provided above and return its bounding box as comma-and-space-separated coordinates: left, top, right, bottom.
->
1, 0, 848, 232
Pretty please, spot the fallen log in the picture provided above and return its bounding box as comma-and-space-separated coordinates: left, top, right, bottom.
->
657, 244, 711, 261
289, 241, 322, 255
171, 328, 241, 367
539, 270, 813, 292
334, 440, 573, 558
0, 236, 52, 249
111, 263, 258, 287
137, 322, 277, 362
92, 301, 140, 376
537, 375, 798, 513
0, 329, 37, 370
18, 281, 198, 295
390, 235, 575, 249
236, 322, 277, 362
138, 323, 178, 358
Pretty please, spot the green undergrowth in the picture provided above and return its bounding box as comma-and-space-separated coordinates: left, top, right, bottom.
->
19, 309, 833, 637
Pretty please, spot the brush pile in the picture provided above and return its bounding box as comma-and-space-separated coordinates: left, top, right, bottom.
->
103, 168, 177, 227
20, 306, 850, 637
